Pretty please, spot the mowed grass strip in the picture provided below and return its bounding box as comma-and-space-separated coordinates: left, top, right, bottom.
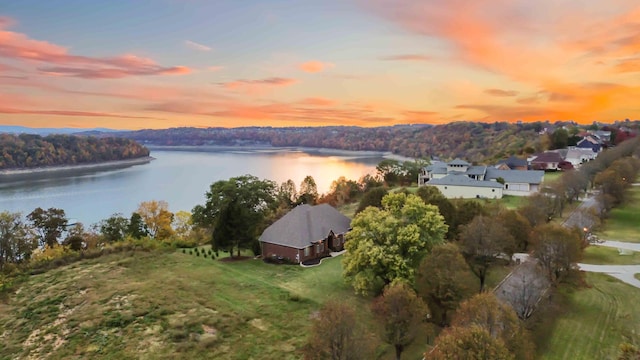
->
582, 246, 640, 265
540, 273, 640, 360
600, 186, 640, 243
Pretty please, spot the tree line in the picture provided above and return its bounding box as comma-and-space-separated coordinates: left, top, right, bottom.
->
0, 134, 150, 170
111, 121, 638, 163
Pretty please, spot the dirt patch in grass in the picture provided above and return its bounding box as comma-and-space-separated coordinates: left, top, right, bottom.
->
218, 255, 252, 262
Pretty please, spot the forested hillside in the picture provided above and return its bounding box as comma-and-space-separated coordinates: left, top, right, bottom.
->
0, 134, 150, 170
109, 122, 556, 163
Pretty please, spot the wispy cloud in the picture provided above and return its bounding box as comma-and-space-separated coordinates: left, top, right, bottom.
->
299, 61, 333, 73
207, 65, 224, 72
184, 40, 212, 52
484, 89, 519, 97
220, 77, 297, 90
0, 107, 160, 120
0, 17, 190, 79
379, 54, 431, 62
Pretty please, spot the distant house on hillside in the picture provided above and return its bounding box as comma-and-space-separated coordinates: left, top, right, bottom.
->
418, 158, 544, 198
529, 152, 564, 171
259, 204, 351, 264
495, 155, 529, 170
576, 137, 602, 153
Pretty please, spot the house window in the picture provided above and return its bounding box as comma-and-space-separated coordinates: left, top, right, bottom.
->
317, 243, 324, 253
304, 247, 310, 257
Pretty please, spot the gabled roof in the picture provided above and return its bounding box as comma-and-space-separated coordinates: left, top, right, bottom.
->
448, 158, 471, 166
259, 204, 351, 249
497, 155, 528, 168
486, 168, 544, 184
425, 162, 448, 174
531, 152, 564, 163
466, 165, 487, 175
428, 174, 503, 188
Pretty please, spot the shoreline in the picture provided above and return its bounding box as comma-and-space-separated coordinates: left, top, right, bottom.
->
146, 145, 417, 162
0, 156, 155, 178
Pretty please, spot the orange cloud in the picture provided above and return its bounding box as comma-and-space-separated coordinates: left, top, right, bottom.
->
0, 17, 190, 79
299, 61, 333, 73
0, 107, 160, 120
484, 89, 518, 97
299, 97, 336, 106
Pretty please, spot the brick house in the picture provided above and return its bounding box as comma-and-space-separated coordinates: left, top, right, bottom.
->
259, 204, 351, 264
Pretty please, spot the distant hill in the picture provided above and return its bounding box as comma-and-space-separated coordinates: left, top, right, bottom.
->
0, 125, 121, 136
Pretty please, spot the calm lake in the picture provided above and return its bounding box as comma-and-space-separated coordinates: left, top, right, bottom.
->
0, 148, 387, 226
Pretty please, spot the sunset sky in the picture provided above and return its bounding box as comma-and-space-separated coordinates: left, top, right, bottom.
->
1, 0, 639, 129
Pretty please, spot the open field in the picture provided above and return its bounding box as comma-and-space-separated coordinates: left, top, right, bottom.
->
583, 246, 640, 265
0, 250, 435, 360
540, 273, 640, 360
599, 186, 640, 243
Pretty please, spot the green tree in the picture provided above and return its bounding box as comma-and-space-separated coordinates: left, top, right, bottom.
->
376, 159, 402, 186
127, 212, 148, 239
416, 243, 475, 326
0, 211, 37, 270
372, 282, 428, 360
550, 128, 569, 149
27, 207, 68, 248
193, 175, 277, 257
63, 223, 86, 251
99, 213, 130, 242
415, 186, 457, 239
304, 299, 375, 360
355, 187, 388, 214
460, 215, 515, 292
498, 209, 533, 252
277, 179, 297, 209
343, 193, 447, 294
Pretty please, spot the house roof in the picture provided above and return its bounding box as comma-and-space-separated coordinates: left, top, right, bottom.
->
259, 204, 351, 249
428, 174, 503, 188
496, 155, 528, 169
531, 152, 564, 163
448, 158, 471, 166
466, 165, 488, 175
425, 162, 448, 174
485, 168, 544, 184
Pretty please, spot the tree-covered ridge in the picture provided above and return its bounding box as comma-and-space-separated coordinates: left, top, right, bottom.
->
0, 134, 150, 170
112, 121, 637, 163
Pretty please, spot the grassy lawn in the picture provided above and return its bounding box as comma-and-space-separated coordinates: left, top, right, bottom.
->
583, 246, 640, 265
337, 202, 358, 219
540, 273, 640, 360
599, 186, 640, 243
636, 274, 640, 281
496, 195, 526, 210
0, 250, 431, 360
543, 171, 562, 184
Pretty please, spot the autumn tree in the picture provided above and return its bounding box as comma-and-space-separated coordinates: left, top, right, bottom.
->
343, 193, 447, 294
498, 209, 533, 252
137, 200, 174, 240
372, 282, 428, 360
460, 215, 515, 292
416, 243, 475, 326
560, 169, 589, 203
304, 299, 375, 360
0, 211, 37, 270
532, 223, 583, 282
277, 179, 297, 209
451, 293, 534, 360
192, 175, 277, 257
298, 175, 319, 205
27, 207, 68, 248
172, 211, 193, 239
426, 325, 513, 360
63, 223, 86, 251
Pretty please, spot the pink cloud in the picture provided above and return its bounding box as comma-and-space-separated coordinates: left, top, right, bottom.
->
0, 17, 190, 79
299, 97, 336, 106
298, 61, 333, 73
380, 54, 431, 61
0, 107, 160, 119
184, 40, 212, 52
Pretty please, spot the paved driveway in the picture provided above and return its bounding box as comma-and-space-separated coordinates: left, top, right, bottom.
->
595, 240, 640, 252
577, 263, 640, 288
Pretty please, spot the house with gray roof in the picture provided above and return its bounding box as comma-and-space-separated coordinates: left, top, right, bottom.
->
418, 158, 544, 198
259, 204, 351, 264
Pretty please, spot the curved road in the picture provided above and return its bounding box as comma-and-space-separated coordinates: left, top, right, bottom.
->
578, 241, 640, 289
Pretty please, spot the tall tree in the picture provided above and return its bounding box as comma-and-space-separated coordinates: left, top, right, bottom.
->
27, 207, 68, 248
460, 215, 515, 292
426, 325, 514, 360
63, 223, 86, 251
0, 211, 37, 270
99, 213, 130, 242
127, 212, 148, 239
532, 223, 583, 282
304, 299, 375, 360
416, 186, 457, 239
137, 200, 174, 240
343, 193, 447, 295
355, 186, 388, 215
498, 209, 533, 252
451, 293, 534, 360
277, 179, 297, 209
372, 282, 428, 360
193, 175, 277, 257
416, 243, 475, 326
172, 210, 193, 239
298, 175, 319, 205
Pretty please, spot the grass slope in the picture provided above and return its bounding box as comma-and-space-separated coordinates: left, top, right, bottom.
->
583, 246, 640, 265
0, 249, 437, 360
600, 186, 640, 243
540, 273, 640, 360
